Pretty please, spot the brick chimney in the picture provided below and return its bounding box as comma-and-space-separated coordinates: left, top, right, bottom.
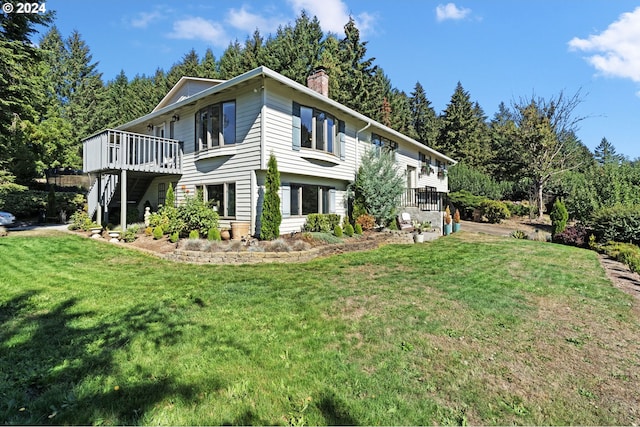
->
307, 67, 329, 97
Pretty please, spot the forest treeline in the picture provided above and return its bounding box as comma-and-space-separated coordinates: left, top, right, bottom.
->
1, 9, 639, 220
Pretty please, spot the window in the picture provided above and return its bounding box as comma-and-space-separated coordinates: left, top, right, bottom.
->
372, 133, 398, 155
158, 183, 166, 207
195, 101, 236, 151
293, 102, 337, 154
197, 182, 236, 217
288, 184, 334, 216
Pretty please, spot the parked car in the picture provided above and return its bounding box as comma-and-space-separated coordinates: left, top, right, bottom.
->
0, 211, 16, 226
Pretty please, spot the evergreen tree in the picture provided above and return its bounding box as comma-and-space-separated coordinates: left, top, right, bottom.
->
200, 48, 218, 79
488, 102, 523, 181
437, 82, 477, 162
335, 17, 377, 116
240, 29, 264, 71
350, 148, 405, 225
260, 154, 281, 240
594, 137, 624, 166
218, 40, 245, 79
410, 82, 439, 146
64, 30, 105, 141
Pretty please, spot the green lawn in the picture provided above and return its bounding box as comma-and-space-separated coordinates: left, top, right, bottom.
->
1, 231, 639, 425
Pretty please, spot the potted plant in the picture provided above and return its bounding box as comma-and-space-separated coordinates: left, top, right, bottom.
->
413, 220, 425, 243
452, 208, 461, 232
443, 206, 452, 235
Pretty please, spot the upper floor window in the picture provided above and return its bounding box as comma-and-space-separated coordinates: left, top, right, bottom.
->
294, 103, 337, 155
372, 133, 398, 154
195, 101, 236, 151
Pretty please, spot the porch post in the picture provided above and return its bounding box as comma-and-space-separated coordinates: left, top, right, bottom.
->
120, 169, 127, 231
96, 173, 102, 225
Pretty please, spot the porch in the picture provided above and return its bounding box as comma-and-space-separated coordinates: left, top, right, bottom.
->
82, 130, 183, 229
400, 187, 447, 212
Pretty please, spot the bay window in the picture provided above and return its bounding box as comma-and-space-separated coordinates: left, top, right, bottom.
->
195, 101, 236, 151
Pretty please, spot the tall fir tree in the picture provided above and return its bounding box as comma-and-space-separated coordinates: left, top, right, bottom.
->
594, 137, 624, 166
218, 40, 245, 79
410, 82, 440, 147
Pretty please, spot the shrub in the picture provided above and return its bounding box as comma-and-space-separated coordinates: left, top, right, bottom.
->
303, 214, 341, 233
169, 231, 179, 243
177, 194, 218, 237
550, 199, 569, 235
344, 223, 354, 237
208, 227, 221, 241
601, 242, 640, 273
505, 201, 530, 217
348, 149, 405, 225
552, 224, 590, 248
590, 204, 640, 245
144, 226, 153, 236
448, 190, 488, 220
510, 230, 528, 239
152, 226, 164, 240
189, 230, 200, 239
68, 210, 93, 231
334, 225, 343, 237
0, 183, 85, 219
354, 223, 363, 235
260, 154, 281, 240
355, 214, 376, 231
122, 224, 140, 243
479, 200, 510, 224
448, 162, 507, 200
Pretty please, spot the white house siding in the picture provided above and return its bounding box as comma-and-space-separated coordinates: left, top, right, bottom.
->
262, 82, 358, 181
126, 84, 263, 230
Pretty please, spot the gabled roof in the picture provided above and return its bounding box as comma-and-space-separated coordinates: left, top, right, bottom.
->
121, 66, 456, 165
153, 76, 226, 112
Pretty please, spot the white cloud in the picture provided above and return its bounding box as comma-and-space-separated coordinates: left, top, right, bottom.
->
167, 17, 228, 47
436, 3, 471, 22
227, 6, 281, 34
568, 7, 640, 83
130, 11, 162, 29
287, 0, 375, 35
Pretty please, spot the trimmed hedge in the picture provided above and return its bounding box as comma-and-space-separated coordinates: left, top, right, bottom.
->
0, 184, 85, 219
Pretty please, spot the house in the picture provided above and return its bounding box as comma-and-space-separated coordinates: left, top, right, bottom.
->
82, 66, 456, 235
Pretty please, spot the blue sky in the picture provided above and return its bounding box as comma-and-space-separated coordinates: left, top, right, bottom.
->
43, 0, 640, 159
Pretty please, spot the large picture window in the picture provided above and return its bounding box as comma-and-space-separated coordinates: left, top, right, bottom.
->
294, 103, 337, 154
195, 182, 236, 217
195, 101, 236, 151
288, 184, 334, 215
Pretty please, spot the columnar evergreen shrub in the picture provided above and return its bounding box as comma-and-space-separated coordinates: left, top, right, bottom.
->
550, 199, 569, 235
165, 182, 175, 208
260, 154, 281, 240
334, 225, 343, 237
169, 231, 179, 243
189, 230, 200, 239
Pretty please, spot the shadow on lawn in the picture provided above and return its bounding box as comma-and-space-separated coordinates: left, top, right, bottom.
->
0, 292, 214, 425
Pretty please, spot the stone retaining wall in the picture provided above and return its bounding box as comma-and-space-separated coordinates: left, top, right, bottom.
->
166, 231, 417, 265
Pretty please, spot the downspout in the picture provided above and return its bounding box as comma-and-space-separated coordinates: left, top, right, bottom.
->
354, 121, 371, 173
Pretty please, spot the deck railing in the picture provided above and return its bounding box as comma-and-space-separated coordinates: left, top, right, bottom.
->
83, 129, 182, 174
401, 187, 446, 211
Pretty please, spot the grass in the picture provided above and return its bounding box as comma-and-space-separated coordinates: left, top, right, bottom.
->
1, 231, 639, 425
